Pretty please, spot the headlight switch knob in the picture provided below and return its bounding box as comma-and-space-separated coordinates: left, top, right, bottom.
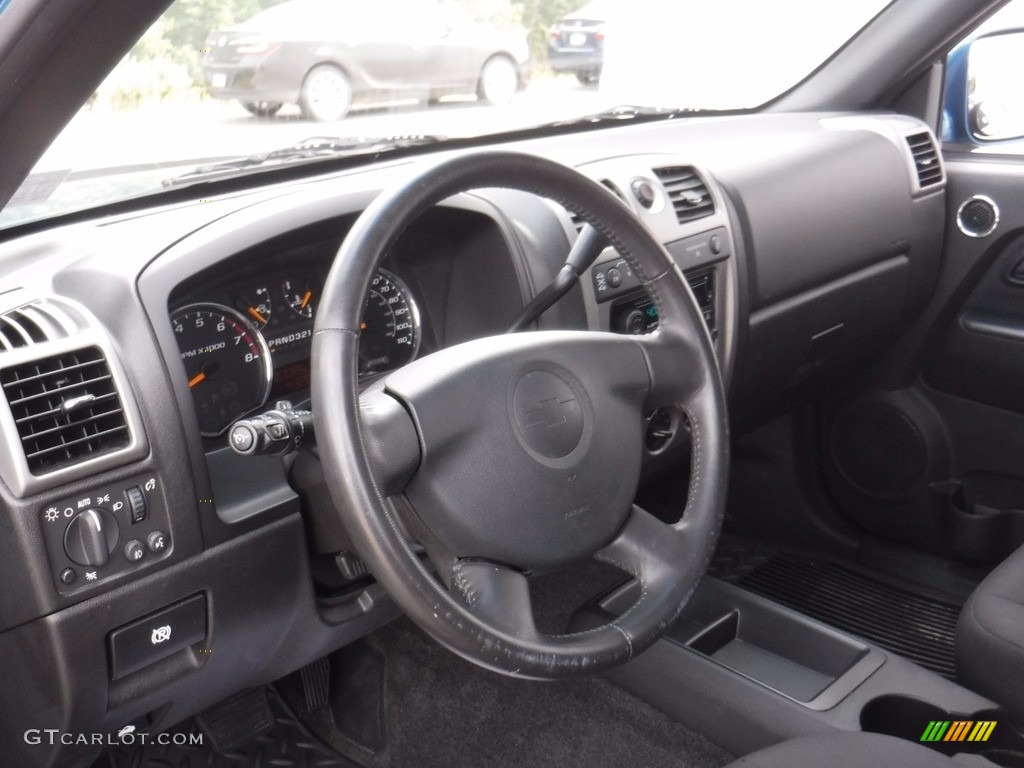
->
64, 508, 119, 567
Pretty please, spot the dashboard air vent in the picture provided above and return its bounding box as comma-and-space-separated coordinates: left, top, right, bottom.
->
0, 347, 130, 475
652, 166, 715, 224
0, 299, 84, 351
906, 131, 943, 189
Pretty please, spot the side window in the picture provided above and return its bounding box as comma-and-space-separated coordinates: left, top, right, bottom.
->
943, 0, 1024, 151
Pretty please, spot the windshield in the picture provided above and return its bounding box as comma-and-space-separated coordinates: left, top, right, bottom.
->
1, 0, 892, 229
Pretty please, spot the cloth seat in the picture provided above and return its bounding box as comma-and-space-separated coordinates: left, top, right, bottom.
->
957, 543, 1024, 719
723, 732, 957, 767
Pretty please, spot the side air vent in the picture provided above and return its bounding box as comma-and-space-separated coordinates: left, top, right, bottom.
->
1, 347, 130, 475
0, 299, 85, 351
906, 131, 943, 189
652, 166, 715, 224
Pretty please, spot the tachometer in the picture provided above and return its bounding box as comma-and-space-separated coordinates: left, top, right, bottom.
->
359, 269, 421, 375
171, 303, 273, 436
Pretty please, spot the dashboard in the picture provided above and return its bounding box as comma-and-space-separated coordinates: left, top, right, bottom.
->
0, 110, 946, 765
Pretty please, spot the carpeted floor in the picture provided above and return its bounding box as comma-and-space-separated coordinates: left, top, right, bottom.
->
98, 558, 732, 768
325, 615, 734, 768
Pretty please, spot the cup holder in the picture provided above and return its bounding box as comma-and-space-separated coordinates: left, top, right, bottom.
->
861, 694, 1024, 765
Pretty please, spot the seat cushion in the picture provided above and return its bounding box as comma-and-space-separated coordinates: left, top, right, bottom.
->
957, 542, 1024, 719
724, 732, 956, 767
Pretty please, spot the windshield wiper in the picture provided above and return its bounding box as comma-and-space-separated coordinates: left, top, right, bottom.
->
163, 134, 445, 187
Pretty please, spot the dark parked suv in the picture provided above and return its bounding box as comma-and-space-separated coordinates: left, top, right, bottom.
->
547, 1, 604, 84
203, 0, 530, 121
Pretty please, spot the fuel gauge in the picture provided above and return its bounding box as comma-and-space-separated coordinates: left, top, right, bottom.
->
282, 279, 315, 319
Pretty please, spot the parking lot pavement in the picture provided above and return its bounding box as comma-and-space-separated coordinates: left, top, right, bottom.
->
36, 76, 611, 174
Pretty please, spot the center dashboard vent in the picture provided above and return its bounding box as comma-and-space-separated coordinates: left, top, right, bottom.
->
905, 131, 943, 189
652, 166, 715, 224
0, 347, 130, 475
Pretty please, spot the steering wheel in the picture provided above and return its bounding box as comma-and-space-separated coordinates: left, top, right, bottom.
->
311, 151, 728, 679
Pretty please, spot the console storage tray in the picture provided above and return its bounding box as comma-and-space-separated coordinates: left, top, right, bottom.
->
600, 577, 886, 708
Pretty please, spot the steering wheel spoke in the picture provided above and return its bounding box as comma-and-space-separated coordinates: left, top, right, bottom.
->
450, 560, 537, 640
358, 386, 421, 495
598, 505, 691, 588
635, 320, 711, 414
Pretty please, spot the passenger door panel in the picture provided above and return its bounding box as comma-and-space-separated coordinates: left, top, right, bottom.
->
822, 156, 1024, 565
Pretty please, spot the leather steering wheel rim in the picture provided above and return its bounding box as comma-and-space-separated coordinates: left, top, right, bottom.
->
312, 150, 729, 679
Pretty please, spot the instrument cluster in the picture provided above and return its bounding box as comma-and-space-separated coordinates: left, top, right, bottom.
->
171, 267, 421, 436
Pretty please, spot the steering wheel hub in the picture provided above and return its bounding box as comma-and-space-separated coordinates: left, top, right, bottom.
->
383, 332, 647, 571
511, 368, 586, 460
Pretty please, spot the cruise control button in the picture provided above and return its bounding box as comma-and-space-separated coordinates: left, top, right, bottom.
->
124, 539, 145, 563
147, 530, 169, 553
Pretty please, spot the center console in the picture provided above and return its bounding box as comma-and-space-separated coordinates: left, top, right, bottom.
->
573, 575, 1018, 764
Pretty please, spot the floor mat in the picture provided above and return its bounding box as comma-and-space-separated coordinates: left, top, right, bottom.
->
92, 687, 356, 768
313, 617, 734, 768
737, 555, 963, 679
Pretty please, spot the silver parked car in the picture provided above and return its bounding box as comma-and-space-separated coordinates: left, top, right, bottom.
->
203, 0, 531, 121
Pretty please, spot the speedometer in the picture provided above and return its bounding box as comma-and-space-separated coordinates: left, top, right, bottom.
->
171, 303, 273, 436
359, 269, 421, 375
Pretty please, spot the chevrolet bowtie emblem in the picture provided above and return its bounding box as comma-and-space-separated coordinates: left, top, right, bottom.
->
513, 370, 585, 459
524, 396, 576, 430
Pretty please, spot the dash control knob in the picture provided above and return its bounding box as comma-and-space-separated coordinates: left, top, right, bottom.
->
616, 308, 647, 335
631, 179, 656, 209
64, 508, 119, 567
123, 539, 145, 563
147, 530, 168, 553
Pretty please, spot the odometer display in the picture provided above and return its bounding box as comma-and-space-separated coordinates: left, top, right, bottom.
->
359, 269, 421, 375
171, 303, 272, 436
